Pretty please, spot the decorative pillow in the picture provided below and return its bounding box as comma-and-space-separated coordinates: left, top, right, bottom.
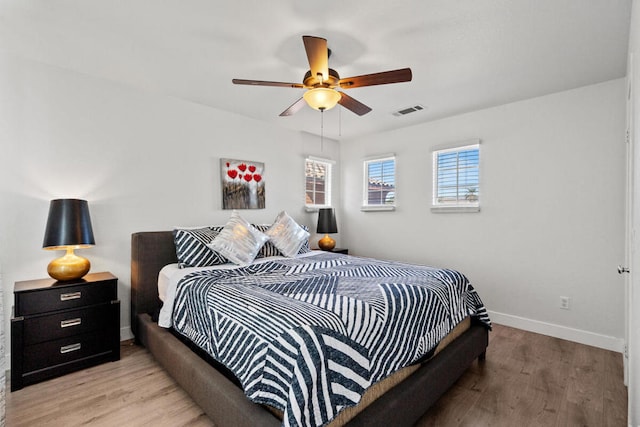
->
264, 211, 311, 257
208, 211, 269, 265
297, 225, 311, 254
254, 224, 310, 257
253, 224, 282, 258
173, 227, 227, 268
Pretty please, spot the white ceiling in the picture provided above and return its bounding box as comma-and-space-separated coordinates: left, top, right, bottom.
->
0, 0, 633, 141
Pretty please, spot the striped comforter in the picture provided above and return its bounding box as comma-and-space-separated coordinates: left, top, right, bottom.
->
171, 252, 490, 427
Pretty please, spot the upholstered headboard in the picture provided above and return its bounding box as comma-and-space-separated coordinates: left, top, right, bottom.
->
130, 231, 177, 338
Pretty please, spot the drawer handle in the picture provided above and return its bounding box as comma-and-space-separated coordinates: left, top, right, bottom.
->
60, 343, 81, 354
60, 292, 81, 301
60, 318, 82, 328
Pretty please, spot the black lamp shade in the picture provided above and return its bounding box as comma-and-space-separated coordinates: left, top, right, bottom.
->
43, 199, 95, 250
317, 208, 338, 234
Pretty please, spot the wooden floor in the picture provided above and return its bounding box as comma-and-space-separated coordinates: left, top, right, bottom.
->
416, 324, 627, 427
6, 324, 627, 427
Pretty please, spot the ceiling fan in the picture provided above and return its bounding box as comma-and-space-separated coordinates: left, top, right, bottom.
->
232, 35, 412, 117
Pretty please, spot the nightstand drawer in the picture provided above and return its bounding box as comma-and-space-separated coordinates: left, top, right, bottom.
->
23, 331, 115, 373
16, 282, 116, 316
22, 303, 116, 345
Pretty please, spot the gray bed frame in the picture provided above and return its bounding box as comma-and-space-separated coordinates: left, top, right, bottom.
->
130, 231, 489, 426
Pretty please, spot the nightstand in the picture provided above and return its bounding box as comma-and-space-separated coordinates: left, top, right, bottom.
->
330, 248, 348, 255
11, 272, 120, 391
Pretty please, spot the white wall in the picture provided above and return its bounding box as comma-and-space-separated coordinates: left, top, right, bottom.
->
341, 79, 627, 351
0, 51, 627, 361
0, 53, 341, 352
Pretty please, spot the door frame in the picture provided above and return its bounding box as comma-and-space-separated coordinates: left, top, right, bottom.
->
627, 49, 640, 426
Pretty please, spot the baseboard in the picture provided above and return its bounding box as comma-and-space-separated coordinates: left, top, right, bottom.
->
121, 325, 134, 341
489, 310, 625, 353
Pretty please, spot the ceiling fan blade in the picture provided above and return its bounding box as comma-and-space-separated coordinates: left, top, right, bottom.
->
303, 36, 329, 84
232, 78, 304, 88
338, 92, 372, 116
339, 68, 412, 89
279, 97, 307, 116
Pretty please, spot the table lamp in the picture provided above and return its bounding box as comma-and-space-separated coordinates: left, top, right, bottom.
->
317, 208, 338, 251
42, 199, 95, 281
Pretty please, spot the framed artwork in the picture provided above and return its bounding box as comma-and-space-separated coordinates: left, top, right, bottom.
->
221, 158, 265, 209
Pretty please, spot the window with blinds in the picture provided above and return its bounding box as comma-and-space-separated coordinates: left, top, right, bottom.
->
432, 143, 480, 212
362, 155, 396, 211
305, 157, 332, 208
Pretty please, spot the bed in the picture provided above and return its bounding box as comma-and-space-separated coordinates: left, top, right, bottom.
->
130, 229, 490, 427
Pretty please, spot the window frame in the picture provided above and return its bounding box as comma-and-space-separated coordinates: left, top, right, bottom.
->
305, 156, 334, 210
431, 140, 481, 213
362, 154, 396, 212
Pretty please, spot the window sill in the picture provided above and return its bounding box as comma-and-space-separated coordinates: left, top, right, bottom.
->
431, 205, 480, 213
361, 205, 396, 212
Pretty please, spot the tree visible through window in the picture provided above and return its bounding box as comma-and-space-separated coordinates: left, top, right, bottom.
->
363, 156, 396, 208
432, 143, 479, 209
305, 157, 332, 207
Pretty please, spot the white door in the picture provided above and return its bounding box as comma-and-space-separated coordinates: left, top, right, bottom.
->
624, 69, 630, 387
627, 52, 640, 426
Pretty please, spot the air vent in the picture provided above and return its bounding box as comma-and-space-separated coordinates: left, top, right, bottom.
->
393, 104, 425, 117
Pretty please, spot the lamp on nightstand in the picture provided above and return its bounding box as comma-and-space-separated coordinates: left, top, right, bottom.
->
317, 208, 338, 251
42, 199, 95, 281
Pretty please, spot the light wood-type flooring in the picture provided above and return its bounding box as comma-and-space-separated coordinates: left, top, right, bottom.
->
6, 324, 627, 426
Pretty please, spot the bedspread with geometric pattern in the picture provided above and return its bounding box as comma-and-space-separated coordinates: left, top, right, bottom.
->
171, 252, 490, 427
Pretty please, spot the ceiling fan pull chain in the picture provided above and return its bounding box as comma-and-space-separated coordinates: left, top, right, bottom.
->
321, 108, 324, 152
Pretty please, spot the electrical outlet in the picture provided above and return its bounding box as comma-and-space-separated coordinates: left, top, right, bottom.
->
560, 296, 570, 310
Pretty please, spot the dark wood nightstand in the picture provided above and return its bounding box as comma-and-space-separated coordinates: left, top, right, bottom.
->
11, 272, 120, 391
329, 248, 348, 254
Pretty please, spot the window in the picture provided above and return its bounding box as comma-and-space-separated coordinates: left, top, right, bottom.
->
432, 142, 480, 212
362, 155, 396, 211
305, 157, 332, 208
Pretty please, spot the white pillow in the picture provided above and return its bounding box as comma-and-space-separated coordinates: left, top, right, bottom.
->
265, 211, 310, 257
208, 211, 269, 265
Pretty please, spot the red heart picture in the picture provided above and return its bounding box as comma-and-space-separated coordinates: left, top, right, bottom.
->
227, 170, 238, 179
248, 165, 256, 173
244, 174, 253, 182
253, 174, 262, 182
238, 163, 247, 172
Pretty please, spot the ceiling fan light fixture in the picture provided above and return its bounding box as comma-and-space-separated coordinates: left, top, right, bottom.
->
303, 88, 341, 111
232, 35, 412, 117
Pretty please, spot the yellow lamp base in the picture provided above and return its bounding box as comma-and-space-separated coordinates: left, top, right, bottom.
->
47, 248, 91, 281
318, 234, 336, 251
